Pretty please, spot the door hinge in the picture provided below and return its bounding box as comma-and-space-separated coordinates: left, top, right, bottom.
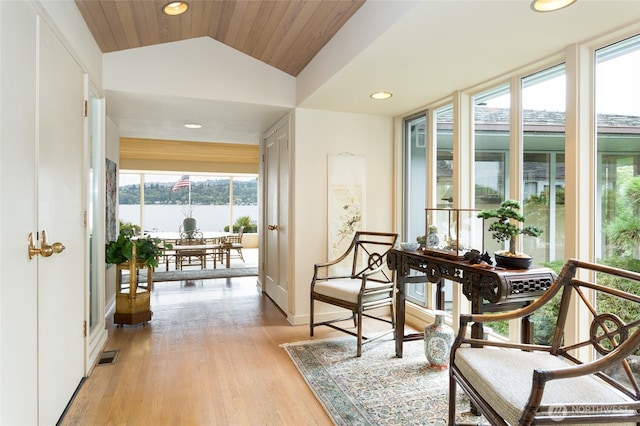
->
83, 321, 87, 337
83, 210, 87, 227
84, 100, 88, 117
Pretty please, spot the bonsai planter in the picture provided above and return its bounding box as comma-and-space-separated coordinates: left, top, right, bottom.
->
494, 252, 533, 269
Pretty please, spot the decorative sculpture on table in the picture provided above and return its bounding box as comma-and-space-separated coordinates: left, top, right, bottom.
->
424, 208, 484, 260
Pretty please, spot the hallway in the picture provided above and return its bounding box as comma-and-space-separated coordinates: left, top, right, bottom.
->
61, 275, 334, 425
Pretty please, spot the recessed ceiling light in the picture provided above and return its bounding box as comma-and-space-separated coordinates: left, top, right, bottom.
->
370, 92, 392, 100
184, 123, 202, 129
163, 2, 188, 16
530, 0, 576, 12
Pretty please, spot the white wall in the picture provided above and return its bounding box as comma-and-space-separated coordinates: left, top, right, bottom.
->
290, 108, 395, 324
104, 36, 294, 107
297, 1, 417, 106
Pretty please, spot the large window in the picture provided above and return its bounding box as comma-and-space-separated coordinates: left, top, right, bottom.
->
404, 113, 428, 307
595, 36, 640, 369
401, 32, 640, 348
118, 172, 258, 236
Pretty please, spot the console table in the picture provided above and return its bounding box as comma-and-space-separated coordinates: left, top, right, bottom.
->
387, 249, 556, 358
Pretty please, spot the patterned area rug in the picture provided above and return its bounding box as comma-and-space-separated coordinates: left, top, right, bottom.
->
123, 267, 258, 283
282, 337, 483, 426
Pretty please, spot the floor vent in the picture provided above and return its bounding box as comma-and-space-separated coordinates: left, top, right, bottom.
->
97, 349, 119, 365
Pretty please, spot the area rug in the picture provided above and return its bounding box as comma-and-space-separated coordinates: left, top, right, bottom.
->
122, 267, 258, 283
282, 337, 482, 426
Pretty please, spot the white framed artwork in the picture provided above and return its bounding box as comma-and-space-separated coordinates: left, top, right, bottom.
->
328, 154, 366, 272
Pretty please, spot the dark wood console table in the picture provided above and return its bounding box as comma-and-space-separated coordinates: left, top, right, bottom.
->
387, 249, 556, 358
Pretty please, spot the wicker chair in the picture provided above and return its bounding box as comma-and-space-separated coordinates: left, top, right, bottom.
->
224, 226, 245, 263
449, 258, 640, 425
310, 231, 399, 357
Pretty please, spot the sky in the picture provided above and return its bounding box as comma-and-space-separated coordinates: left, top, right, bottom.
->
486, 49, 640, 116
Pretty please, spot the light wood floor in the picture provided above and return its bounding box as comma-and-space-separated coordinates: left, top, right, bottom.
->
60, 276, 343, 426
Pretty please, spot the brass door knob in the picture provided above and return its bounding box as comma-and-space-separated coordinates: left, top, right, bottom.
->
268, 224, 278, 231
27, 231, 66, 259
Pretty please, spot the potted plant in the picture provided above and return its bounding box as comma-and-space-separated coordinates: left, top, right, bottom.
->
477, 199, 542, 269
106, 230, 169, 325
181, 205, 197, 238
105, 229, 166, 269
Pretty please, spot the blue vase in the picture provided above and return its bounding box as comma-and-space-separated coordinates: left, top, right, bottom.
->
424, 311, 454, 369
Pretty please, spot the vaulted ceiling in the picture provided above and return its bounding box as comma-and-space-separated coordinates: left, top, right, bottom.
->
73, 1, 640, 147
75, 0, 365, 76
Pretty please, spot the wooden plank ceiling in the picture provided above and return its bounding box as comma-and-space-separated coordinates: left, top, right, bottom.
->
75, 0, 365, 76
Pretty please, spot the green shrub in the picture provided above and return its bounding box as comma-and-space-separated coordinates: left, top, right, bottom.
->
224, 215, 257, 233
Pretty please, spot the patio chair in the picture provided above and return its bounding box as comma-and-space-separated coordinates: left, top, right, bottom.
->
224, 226, 245, 263
310, 231, 399, 357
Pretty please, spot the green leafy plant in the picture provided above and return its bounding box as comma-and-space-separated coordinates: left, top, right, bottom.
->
105, 230, 168, 268
477, 199, 542, 256
224, 215, 257, 233
604, 176, 640, 258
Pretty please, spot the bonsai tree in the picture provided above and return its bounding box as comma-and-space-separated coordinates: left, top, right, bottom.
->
105, 229, 167, 268
477, 199, 542, 257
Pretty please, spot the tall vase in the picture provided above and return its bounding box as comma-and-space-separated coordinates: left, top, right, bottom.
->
424, 310, 454, 369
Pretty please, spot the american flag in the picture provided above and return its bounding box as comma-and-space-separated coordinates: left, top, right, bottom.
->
171, 175, 190, 192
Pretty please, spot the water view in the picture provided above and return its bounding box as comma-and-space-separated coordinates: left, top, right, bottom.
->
120, 204, 258, 234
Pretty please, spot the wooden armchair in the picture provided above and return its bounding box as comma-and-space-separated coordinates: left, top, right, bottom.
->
449, 258, 640, 425
310, 231, 399, 357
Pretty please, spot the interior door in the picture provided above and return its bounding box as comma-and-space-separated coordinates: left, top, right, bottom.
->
264, 120, 289, 313
37, 19, 85, 425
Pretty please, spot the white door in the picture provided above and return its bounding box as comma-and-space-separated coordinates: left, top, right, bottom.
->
36, 20, 85, 425
264, 121, 289, 313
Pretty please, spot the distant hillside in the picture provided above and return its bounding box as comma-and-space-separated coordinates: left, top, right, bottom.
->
119, 178, 257, 205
